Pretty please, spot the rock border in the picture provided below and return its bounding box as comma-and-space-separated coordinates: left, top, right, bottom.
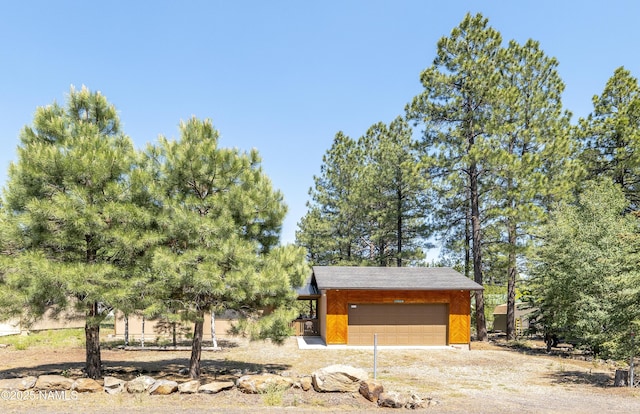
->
0, 365, 438, 409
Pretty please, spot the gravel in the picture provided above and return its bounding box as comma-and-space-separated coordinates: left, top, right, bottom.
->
1, 337, 639, 413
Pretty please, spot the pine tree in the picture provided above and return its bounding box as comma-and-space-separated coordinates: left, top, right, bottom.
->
489, 39, 576, 339
357, 117, 430, 266
578, 67, 640, 209
296, 132, 364, 264
297, 120, 431, 267
143, 117, 307, 378
0, 86, 156, 378
406, 13, 504, 340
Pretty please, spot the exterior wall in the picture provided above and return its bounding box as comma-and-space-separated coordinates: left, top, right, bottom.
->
1, 308, 85, 336
113, 311, 236, 342
324, 289, 471, 345
448, 290, 471, 344
29, 308, 85, 331
492, 305, 535, 333
319, 291, 327, 341
0, 319, 21, 336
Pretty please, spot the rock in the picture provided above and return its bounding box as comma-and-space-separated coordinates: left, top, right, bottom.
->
149, 379, 178, 395
298, 376, 313, 391
126, 375, 156, 393
312, 365, 368, 393
72, 378, 102, 393
359, 379, 383, 402
103, 376, 126, 394
405, 393, 426, 409
378, 391, 406, 408
0, 376, 37, 391
178, 368, 189, 376
236, 374, 293, 394
34, 375, 74, 391
178, 380, 200, 394
198, 381, 235, 394
63, 368, 84, 378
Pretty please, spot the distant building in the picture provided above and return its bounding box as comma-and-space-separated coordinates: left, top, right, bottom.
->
492, 303, 536, 334
0, 307, 85, 336
113, 309, 240, 343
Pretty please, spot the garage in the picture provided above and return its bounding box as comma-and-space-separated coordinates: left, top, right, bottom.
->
297, 266, 483, 346
347, 303, 449, 346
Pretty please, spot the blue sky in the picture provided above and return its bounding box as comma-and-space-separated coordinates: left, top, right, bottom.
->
1, 1, 639, 250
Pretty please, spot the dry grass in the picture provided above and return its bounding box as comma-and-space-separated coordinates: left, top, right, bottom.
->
1, 334, 639, 413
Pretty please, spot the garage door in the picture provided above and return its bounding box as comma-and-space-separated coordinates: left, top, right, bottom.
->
347, 303, 448, 346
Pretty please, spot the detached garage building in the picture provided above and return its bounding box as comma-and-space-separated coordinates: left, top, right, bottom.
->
298, 266, 483, 348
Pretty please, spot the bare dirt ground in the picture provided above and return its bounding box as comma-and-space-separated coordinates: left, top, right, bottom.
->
1, 336, 639, 413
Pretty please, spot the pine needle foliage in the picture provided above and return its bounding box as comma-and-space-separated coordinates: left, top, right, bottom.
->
0, 86, 158, 378
142, 117, 308, 378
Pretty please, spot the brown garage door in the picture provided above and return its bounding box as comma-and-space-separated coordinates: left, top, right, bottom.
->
347, 303, 448, 346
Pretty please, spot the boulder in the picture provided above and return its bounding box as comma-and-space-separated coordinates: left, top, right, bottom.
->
72, 378, 103, 393
312, 365, 368, 393
178, 380, 200, 394
298, 376, 313, 391
359, 379, 383, 402
103, 376, 126, 394
126, 375, 156, 393
149, 379, 178, 395
237, 374, 293, 394
198, 381, 235, 394
0, 376, 37, 391
378, 391, 406, 408
34, 375, 74, 391
405, 393, 427, 409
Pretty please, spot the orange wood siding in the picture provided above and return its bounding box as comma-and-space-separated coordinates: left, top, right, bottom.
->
324, 289, 471, 345
326, 290, 347, 344
448, 290, 471, 344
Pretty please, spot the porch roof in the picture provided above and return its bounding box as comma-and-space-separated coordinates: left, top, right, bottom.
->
296, 274, 320, 298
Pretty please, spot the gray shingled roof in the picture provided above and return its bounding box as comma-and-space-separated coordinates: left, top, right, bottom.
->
311, 266, 483, 291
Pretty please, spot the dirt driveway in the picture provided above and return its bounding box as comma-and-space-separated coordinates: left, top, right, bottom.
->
0, 337, 638, 413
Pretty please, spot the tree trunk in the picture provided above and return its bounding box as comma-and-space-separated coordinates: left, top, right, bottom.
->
172, 322, 177, 347
85, 302, 102, 379
211, 309, 218, 348
506, 218, 517, 340
141, 316, 145, 347
397, 187, 403, 267
470, 161, 487, 341
189, 312, 205, 378
124, 315, 129, 346
465, 187, 472, 278
614, 369, 629, 387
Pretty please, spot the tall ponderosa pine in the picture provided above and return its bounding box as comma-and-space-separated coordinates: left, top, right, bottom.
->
297, 132, 363, 265
358, 117, 430, 266
0, 86, 155, 378
144, 117, 307, 378
578, 67, 640, 209
406, 13, 503, 340
297, 120, 431, 267
489, 39, 576, 339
